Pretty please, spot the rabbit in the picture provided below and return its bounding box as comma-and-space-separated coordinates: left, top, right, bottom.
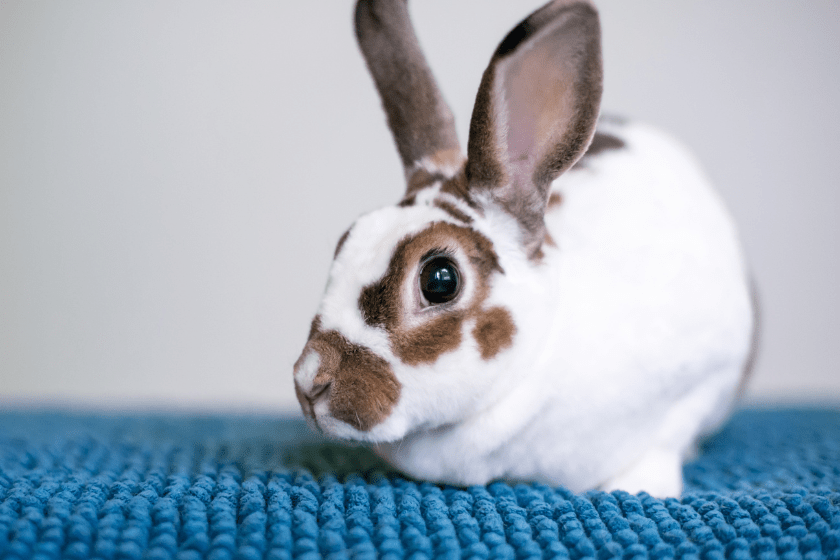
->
292, 0, 754, 497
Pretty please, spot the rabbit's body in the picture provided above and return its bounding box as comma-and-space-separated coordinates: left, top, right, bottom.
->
373, 120, 752, 494
294, 0, 753, 496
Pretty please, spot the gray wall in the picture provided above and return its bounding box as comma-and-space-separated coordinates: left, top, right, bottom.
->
1, 1, 838, 412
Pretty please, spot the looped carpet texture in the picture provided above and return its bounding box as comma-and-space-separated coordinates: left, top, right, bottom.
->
1, 408, 838, 559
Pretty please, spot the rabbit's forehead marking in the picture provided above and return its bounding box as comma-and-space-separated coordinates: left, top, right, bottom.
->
400, 166, 478, 212
404, 169, 448, 202
440, 169, 475, 205
358, 221, 515, 366
432, 199, 473, 225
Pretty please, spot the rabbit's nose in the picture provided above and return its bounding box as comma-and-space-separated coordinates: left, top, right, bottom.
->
293, 328, 400, 431
293, 341, 339, 419
307, 377, 332, 401
295, 376, 332, 421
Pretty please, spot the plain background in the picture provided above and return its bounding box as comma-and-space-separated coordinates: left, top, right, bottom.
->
1, 1, 838, 413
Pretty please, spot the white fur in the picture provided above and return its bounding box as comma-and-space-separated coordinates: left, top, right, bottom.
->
294, 352, 320, 394
299, 120, 752, 496
295, 4, 752, 495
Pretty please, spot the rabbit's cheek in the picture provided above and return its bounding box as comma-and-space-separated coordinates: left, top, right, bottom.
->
393, 312, 465, 366
473, 306, 516, 361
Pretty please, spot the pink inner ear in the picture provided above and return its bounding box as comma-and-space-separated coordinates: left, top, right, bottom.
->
501, 22, 581, 187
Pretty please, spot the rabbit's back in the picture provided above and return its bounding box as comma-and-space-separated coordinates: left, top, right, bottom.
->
511, 119, 754, 490
545, 119, 750, 375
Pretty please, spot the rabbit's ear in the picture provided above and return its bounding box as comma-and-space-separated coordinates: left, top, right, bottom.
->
355, 0, 463, 186
467, 0, 602, 257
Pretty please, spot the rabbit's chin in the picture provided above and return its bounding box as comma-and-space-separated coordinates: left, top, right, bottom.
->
314, 411, 408, 444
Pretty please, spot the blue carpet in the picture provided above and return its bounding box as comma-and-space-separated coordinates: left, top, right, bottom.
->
1, 408, 838, 559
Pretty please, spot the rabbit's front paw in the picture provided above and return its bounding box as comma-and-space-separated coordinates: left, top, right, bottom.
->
600, 447, 683, 498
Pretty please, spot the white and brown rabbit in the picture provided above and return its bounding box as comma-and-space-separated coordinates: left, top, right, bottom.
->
293, 0, 754, 496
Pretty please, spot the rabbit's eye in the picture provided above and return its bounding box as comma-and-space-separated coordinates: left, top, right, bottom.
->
420, 257, 460, 304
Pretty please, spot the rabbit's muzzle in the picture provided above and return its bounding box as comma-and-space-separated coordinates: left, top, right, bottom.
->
293, 329, 401, 433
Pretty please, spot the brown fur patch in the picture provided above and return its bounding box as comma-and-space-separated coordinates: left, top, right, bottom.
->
473, 306, 516, 360
358, 268, 399, 328
580, 131, 625, 160
439, 167, 477, 207
547, 192, 563, 209
297, 328, 401, 432
308, 315, 322, 340
433, 199, 473, 224
427, 148, 465, 174
404, 162, 472, 207
395, 312, 465, 366
358, 221, 514, 365
334, 229, 352, 258
544, 192, 561, 248
406, 169, 446, 200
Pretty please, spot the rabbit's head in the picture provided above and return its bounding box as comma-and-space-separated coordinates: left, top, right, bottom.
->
294, 0, 602, 442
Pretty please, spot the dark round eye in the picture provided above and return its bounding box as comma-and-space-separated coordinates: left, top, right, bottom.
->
419, 256, 461, 304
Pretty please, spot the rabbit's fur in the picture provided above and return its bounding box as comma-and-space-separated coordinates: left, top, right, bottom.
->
293, 0, 753, 497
